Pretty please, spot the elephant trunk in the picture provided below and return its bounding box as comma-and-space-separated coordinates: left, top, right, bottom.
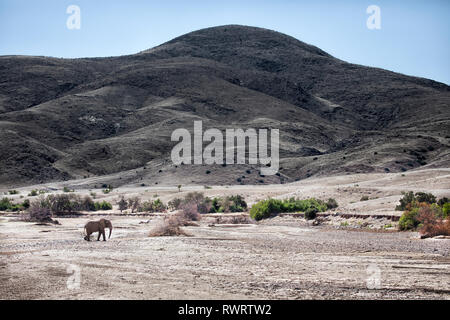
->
108, 224, 113, 239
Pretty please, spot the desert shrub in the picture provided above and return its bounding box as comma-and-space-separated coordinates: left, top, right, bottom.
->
249, 199, 280, 221
395, 191, 438, 211
215, 215, 253, 224
395, 191, 415, 211
443, 203, 450, 218
0, 197, 12, 211
184, 192, 205, 206
24, 197, 53, 223
414, 192, 436, 204
148, 214, 189, 237
139, 199, 167, 213
180, 202, 201, 221
152, 199, 166, 212
94, 201, 112, 211
168, 198, 183, 211
22, 199, 30, 209
118, 196, 128, 212
28, 190, 38, 197
304, 207, 318, 220
326, 198, 339, 209
398, 202, 444, 231
197, 197, 212, 214
81, 196, 96, 211
360, 195, 369, 201
127, 197, 141, 213
249, 197, 328, 221
417, 205, 450, 238
8, 199, 31, 212
167, 193, 247, 214
47, 194, 81, 214
398, 202, 422, 231
227, 195, 248, 212
63, 187, 71, 193
437, 197, 449, 206
8, 190, 19, 195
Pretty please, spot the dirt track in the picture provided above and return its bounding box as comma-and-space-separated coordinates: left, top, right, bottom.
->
1, 214, 449, 300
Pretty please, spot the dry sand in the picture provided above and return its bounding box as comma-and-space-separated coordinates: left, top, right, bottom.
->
1, 168, 449, 300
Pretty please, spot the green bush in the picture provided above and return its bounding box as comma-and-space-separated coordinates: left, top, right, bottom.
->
0, 197, 12, 211
443, 203, 450, 218
139, 199, 167, 213
8, 190, 19, 195
167, 193, 247, 214
396, 191, 437, 211
437, 197, 449, 206
398, 202, 443, 231
249, 197, 327, 221
94, 201, 112, 211
414, 192, 436, 204
28, 190, 38, 197
399, 206, 421, 230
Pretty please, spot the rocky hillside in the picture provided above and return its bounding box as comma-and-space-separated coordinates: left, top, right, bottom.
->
0, 25, 449, 187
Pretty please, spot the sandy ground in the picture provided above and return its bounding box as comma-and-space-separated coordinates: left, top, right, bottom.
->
0, 215, 449, 300
1, 168, 449, 300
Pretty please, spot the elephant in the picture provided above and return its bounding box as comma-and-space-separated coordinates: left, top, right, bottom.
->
84, 219, 113, 241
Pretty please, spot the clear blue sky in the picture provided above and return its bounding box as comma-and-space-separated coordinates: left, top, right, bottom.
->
1, 0, 449, 84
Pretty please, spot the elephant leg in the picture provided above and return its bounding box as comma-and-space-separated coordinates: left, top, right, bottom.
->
97, 231, 101, 241
102, 230, 106, 241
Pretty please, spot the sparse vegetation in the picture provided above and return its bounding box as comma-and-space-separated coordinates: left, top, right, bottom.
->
0, 197, 30, 212
23, 198, 54, 223
167, 192, 247, 214
21, 194, 112, 218
395, 191, 436, 211
360, 195, 369, 201
397, 192, 449, 237
139, 198, 167, 213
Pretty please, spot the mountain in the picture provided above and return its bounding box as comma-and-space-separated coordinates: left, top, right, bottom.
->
0, 25, 449, 188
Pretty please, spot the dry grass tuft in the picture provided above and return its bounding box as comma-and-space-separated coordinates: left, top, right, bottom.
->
418, 207, 450, 238
148, 203, 201, 237
214, 215, 253, 225
148, 215, 190, 237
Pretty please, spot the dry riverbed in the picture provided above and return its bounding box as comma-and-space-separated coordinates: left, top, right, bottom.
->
1, 213, 449, 300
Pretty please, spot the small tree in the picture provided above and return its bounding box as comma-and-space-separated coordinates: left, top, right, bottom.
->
118, 196, 128, 213
128, 196, 141, 213
177, 185, 182, 192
